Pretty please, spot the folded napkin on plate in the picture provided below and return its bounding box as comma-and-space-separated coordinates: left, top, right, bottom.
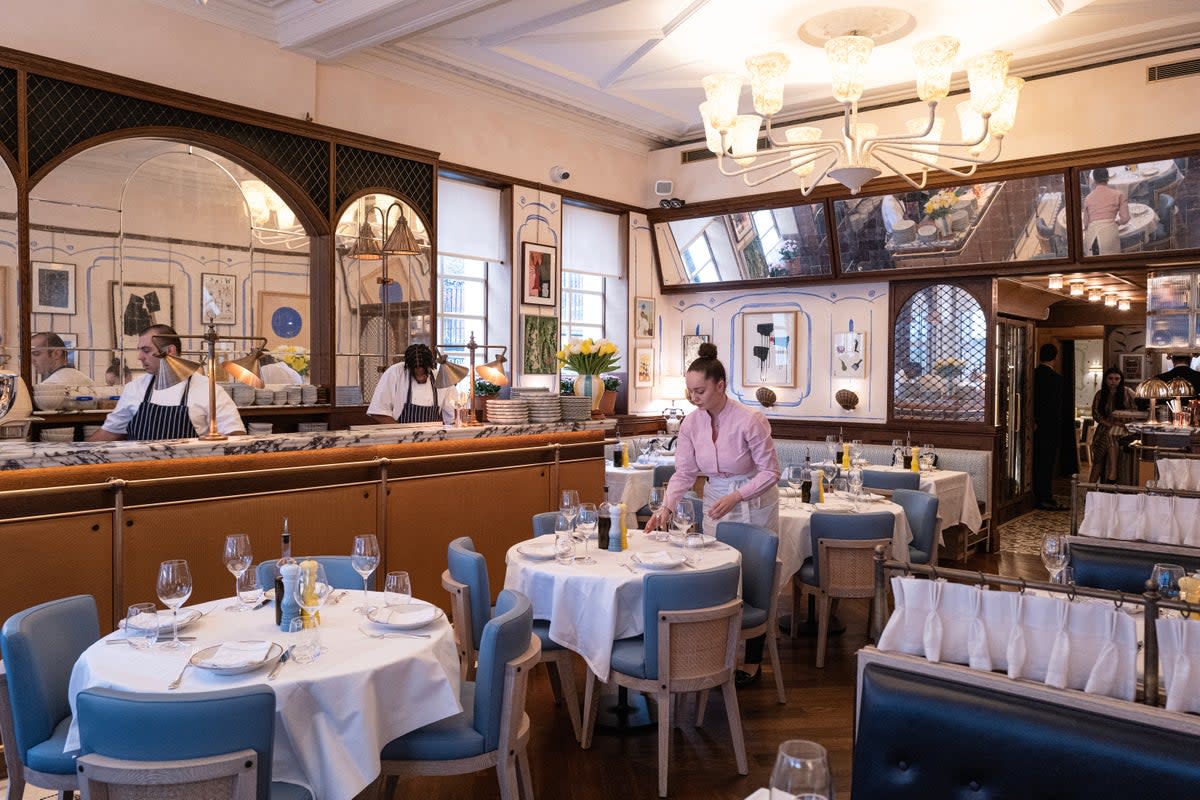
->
206, 640, 272, 667
375, 604, 438, 626
634, 551, 680, 567
519, 541, 557, 558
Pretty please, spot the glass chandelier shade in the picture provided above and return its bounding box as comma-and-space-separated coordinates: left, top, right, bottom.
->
967, 50, 1013, 115
701, 73, 743, 130
912, 36, 960, 102
824, 35, 873, 103
746, 51, 789, 115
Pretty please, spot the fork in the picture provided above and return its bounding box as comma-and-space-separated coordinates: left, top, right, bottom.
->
167, 657, 193, 690
617, 560, 636, 574
359, 626, 430, 640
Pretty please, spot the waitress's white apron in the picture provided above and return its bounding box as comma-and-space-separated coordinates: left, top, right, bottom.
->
701, 473, 780, 537
1084, 219, 1120, 255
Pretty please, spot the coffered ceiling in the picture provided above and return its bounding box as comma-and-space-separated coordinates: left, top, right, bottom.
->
159, 0, 1200, 148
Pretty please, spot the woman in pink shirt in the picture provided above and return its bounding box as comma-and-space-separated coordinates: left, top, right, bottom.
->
645, 342, 780, 685
1082, 167, 1130, 255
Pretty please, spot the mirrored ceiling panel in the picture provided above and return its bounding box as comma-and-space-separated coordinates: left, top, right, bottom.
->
1076, 154, 1197, 258
654, 203, 831, 286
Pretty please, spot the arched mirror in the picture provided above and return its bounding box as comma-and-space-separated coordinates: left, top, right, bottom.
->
0, 157, 15, 375
334, 194, 431, 406
28, 139, 311, 400
893, 284, 987, 423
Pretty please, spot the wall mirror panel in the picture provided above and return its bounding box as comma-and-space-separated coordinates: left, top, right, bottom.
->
0, 161, 15, 375
28, 138, 311, 388
334, 194, 431, 407
654, 202, 832, 286
1077, 154, 1197, 258
893, 284, 987, 423
835, 173, 1067, 273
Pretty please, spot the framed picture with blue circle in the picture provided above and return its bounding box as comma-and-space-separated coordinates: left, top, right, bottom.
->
257, 291, 309, 350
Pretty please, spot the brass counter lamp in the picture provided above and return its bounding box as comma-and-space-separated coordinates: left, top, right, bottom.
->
153, 321, 267, 441
434, 332, 507, 426
349, 201, 423, 374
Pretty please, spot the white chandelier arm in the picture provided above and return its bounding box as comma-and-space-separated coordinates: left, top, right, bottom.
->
761, 114, 852, 151
714, 147, 840, 193
862, 151, 933, 191
713, 141, 842, 179
872, 135, 1006, 171
861, 102, 939, 143
743, 155, 840, 193
870, 147, 980, 184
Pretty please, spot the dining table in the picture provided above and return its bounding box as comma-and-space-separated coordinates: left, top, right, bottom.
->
1102, 160, 1178, 198
866, 465, 984, 538
1056, 201, 1159, 250
502, 533, 741, 682
775, 491, 913, 585
65, 591, 461, 800
605, 464, 658, 526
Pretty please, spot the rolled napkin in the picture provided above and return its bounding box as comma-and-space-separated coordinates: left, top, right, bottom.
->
204, 640, 272, 667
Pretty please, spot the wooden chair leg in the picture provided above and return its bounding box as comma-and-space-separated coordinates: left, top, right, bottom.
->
381, 774, 399, 800
497, 754, 521, 800
816, 592, 831, 668
695, 688, 711, 726
545, 660, 565, 705
581, 670, 602, 750
766, 631, 786, 704
552, 657, 583, 742
790, 578, 803, 638
656, 690, 671, 798
720, 679, 749, 776
517, 749, 535, 800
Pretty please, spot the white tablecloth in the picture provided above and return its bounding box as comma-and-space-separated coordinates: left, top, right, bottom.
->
1057, 201, 1159, 248
66, 593, 461, 800
503, 535, 741, 682
605, 466, 656, 526
1104, 160, 1177, 198
776, 493, 913, 584
866, 466, 983, 536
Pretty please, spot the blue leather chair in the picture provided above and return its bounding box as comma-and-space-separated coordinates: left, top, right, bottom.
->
716, 521, 786, 703
531, 512, 560, 537
0, 594, 100, 798
891, 488, 940, 566
581, 563, 746, 797
444, 536, 581, 740
379, 589, 539, 800
75, 686, 311, 800
796, 512, 894, 667
862, 469, 920, 491
255, 556, 362, 592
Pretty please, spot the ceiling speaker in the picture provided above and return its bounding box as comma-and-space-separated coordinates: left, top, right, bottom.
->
654, 180, 673, 196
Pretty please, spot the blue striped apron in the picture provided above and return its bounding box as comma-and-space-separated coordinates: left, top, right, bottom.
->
127, 376, 197, 440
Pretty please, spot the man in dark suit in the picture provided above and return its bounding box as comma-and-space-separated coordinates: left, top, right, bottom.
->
1155, 354, 1200, 398
1033, 342, 1065, 510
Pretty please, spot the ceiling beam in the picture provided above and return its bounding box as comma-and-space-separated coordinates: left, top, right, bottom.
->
479, 0, 628, 48
597, 0, 710, 88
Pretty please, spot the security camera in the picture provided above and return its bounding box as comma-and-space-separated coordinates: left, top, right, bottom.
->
659, 197, 685, 209
550, 165, 571, 183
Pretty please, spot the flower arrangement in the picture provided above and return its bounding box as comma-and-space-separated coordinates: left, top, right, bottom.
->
933, 357, 966, 379
603, 375, 621, 392
555, 337, 620, 375
273, 345, 310, 377
923, 189, 958, 219
560, 378, 575, 395
475, 379, 501, 396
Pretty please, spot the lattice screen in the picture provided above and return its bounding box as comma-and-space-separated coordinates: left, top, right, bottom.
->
0, 68, 17, 160
893, 284, 987, 422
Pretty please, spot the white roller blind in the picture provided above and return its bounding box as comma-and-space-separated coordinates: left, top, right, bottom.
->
563, 204, 622, 277
437, 178, 504, 262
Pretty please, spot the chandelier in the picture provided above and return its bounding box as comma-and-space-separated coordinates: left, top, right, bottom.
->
700, 34, 1023, 195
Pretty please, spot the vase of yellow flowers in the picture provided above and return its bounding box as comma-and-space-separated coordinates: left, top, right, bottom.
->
924, 189, 958, 237
274, 346, 311, 382
556, 338, 620, 415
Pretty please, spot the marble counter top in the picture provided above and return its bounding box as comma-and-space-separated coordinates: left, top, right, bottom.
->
0, 420, 611, 471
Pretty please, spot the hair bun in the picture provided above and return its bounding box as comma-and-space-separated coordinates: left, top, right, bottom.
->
697, 342, 719, 359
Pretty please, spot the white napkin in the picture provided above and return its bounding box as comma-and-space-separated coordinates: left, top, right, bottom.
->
373, 604, 437, 626
633, 551, 682, 568
205, 640, 271, 667
518, 540, 557, 558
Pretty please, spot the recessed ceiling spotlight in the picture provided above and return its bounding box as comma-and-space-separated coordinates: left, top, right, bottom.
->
1088, 287, 1102, 302
1069, 280, 1085, 296
1118, 296, 1131, 311
1047, 273, 1064, 290
1104, 293, 1117, 307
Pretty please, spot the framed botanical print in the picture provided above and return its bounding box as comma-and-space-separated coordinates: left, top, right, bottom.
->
201, 272, 236, 324
522, 242, 557, 306
682, 334, 709, 371
741, 311, 797, 387
634, 297, 655, 339
522, 314, 559, 374
635, 347, 654, 388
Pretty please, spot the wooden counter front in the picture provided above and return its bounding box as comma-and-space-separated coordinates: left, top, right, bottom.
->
0, 430, 605, 630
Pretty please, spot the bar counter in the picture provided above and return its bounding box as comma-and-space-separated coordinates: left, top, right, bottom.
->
0, 422, 609, 631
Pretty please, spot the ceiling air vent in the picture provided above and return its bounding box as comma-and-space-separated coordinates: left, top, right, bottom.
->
1148, 58, 1200, 83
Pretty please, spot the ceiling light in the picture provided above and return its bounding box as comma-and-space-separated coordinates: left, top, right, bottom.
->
700, 26, 1022, 195
1104, 293, 1118, 307
1047, 274, 1064, 290
1088, 287, 1102, 302
1118, 297, 1131, 311
1069, 280, 1085, 296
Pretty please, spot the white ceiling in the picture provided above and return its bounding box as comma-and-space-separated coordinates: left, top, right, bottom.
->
163, 0, 1200, 147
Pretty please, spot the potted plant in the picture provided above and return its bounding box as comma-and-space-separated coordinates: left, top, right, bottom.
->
474, 378, 500, 419
600, 375, 620, 415
555, 337, 621, 416
560, 378, 575, 396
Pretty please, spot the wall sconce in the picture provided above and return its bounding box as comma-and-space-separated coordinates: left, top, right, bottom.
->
755, 387, 777, 407
835, 389, 860, 411
1047, 273, 1063, 290
1069, 280, 1085, 296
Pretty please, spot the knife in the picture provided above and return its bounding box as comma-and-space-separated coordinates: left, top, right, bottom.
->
267, 648, 291, 680
106, 636, 197, 645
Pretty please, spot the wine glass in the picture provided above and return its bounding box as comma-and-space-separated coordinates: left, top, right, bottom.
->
920, 443, 936, 471
560, 490, 580, 532
638, 439, 653, 464
384, 570, 412, 607
575, 503, 598, 564
891, 438, 905, 467
648, 487, 666, 520
156, 559, 193, 651
1152, 563, 1186, 599
351, 534, 380, 614
850, 439, 864, 466
1040, 532, 1069, 583
672, 499, 695, 544
222, 533, 253, 612
848, 467, 864, 512
786, 465, 805, 508
769, 739, 832, 800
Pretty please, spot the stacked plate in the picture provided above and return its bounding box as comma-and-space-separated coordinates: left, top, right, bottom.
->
254, 389, 275, 406
228, 384, 257, 407
485, 398, 529, 425
891, 219, 916, 245
297, 422, 328, 433
247, 422, 274, 435
955, 195, 976, 217
40, 427, 76, 443
917, 224, 937, 243
949, 209, 969, 232
510, 387, 551, 397
525, 394, 561, 423
300, 385, 318, 405
560, 396, 593, 421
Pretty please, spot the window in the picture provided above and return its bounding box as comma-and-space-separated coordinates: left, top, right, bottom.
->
752, 208, 783, 263
437, 256, 488, 368
682, 232, 719, 283
561, 271, 606, 349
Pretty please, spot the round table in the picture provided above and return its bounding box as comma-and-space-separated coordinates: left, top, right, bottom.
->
1057, 201, 1159, 250
66, 592, 461, 800
1103, 160, 1177, 198
503, 534, 741, 682
775, 492, 913, 584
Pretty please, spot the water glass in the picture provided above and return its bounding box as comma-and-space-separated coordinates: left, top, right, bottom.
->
126, 603, 159, 650
351, 534, 380, 614
1152, 563, 1186, 599
769, 739, 832, 800
288, 617, 320, 664
575, 503, 598, 563
920, 443, 936, 470
384, 571, 412, 606
223, 533, 253, 612
554, 531, 576, 565
1040, 532, 1069, 583
685, 530, 706, 564
236, 571, 263, 607
891, 439, 905, 467
1053, 566, 1075, 586
156, 559, 193, 651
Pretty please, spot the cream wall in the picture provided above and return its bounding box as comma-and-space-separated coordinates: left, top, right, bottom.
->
648, 53, 1200, 205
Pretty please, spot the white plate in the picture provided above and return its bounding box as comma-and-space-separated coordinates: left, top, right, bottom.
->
632, 463, 655, 470
631, 551, 687, 570
119, 608, 202, 634
366, 602, 443, 630
516, 541, 558, 560
190, 641, 283, 675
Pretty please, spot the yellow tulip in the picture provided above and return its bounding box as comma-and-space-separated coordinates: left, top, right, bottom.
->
581, 341, 593, 354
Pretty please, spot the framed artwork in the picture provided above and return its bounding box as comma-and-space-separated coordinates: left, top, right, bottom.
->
634, 296, 655, 339
257, 291, 310, 350
833, 332, 866, 378
522, 242, 557, 306
730, 212, 754, 243
200, 272, 236, 324
741, 311, 797, 387
33, 262, 76, 315
682, 334, 709, 371
110, 281, 174, 350
1120, 353, 1144, 383
634, 347, 654, 388
741, 239, 768, 279
522, 314, 559, 374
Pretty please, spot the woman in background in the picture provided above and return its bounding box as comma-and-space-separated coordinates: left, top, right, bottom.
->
1090, 366, 1136, 483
